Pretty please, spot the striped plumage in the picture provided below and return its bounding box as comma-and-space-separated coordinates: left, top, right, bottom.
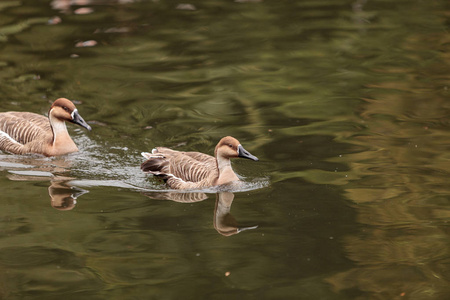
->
0, 98, 91, 156
142, 191, 208, 203
141, 136, 259, 189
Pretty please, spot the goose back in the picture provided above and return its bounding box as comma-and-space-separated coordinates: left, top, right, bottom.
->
0, 112, 52, 155
141, 147, 219, 189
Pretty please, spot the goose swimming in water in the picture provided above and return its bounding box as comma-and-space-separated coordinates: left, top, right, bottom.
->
141, 136, 259, 189
0, 98, 91, 156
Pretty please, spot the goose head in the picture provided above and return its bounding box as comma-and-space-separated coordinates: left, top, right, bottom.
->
215, 136, 259, 161
49, 98, 91, 131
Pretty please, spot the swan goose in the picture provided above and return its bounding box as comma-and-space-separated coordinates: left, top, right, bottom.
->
141, 136, 258, 189
0, 98, 91, 156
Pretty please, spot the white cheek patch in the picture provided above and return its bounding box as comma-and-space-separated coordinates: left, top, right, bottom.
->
71, 108, 78, 119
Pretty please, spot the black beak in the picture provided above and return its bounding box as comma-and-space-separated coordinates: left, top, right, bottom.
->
70, 110, 92, 131
238, 145, 259, 161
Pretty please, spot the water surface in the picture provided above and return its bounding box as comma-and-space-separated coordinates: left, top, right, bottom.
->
0, 0, 449, 299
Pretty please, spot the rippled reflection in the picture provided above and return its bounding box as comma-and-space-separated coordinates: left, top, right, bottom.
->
214, 192, 258, 236
5, 172, 89, 211
0, 154, 90, 210
51, 0, 136, 14
48, 180, 88, 211
321, 24, 450, 298
143, 191, 258, 236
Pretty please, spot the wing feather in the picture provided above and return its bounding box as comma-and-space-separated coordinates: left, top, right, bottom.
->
0, 112, 51, 144
141, 146, 218, 189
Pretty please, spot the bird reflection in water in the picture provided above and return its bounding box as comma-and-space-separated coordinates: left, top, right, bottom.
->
214, 192, 258, 236
142, 191, 258, 236
6, 171, 87, 211
48, 180, 88, 211
0, 154, 89, 210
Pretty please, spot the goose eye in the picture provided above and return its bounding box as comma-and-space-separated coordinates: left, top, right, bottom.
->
228, 144, 233, 148
62, 106, 70, 112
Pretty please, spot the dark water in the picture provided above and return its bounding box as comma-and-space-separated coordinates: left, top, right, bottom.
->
1, 0, 449, 299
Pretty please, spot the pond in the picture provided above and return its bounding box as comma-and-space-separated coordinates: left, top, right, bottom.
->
0, 0, 449, 299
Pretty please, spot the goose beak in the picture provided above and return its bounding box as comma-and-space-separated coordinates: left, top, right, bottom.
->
238, 145, 259, 161
70, 110, 92, 131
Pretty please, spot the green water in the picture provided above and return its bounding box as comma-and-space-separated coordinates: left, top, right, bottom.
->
0, 0, 449, 299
